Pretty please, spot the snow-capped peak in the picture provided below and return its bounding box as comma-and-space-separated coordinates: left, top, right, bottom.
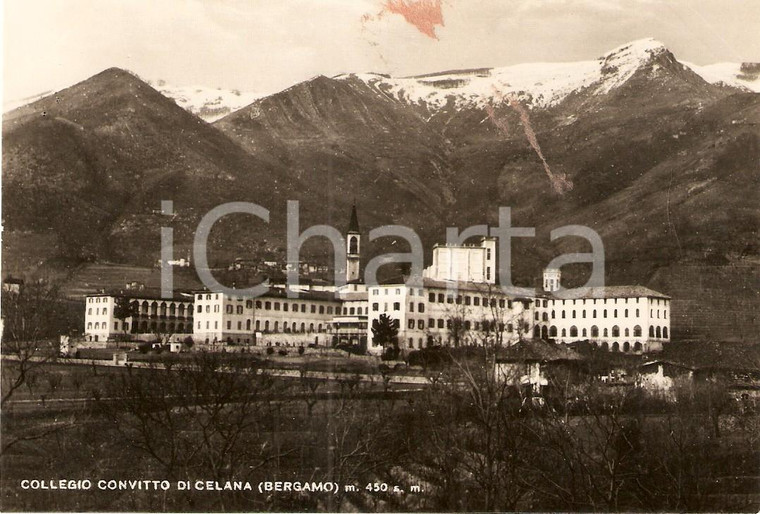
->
684, 61, 760, 93
149, 80, 261, 122
337, 38, 673, 111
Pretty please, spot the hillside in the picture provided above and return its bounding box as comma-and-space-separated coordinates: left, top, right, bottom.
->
2, 68, 310, 274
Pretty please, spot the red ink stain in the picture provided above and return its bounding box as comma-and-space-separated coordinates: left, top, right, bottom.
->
487, 93, 573, 195
383, 0, 444, 40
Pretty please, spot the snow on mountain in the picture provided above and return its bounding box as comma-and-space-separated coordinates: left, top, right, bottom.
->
337, 38, 675, 110
151, 81, 261, 122
685, 62, 760, 93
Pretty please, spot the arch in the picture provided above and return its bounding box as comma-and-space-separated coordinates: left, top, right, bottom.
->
150, 302, 158, 316
533, 325, 541, 338
623, 342, 630, 352
301, 322, 306, 333
541, 326, 548, 339
140, 321, 148, 332
601, 342, 609, 351
177, 323, 184, 333
570, 326, 578, 337
349, 236, 358, 254
624, 328, 630, 337
611, 342, 620, 352
549, 325, 558, 337
169, 303, 176, 316
649, 326, 655, 337
561, 328, 567, 337
591, 325, 599, 337
160, 303, 167, 316
663, 327, 668, 339
603, 328, 609, 337
612, 325, 620, 337
582, 328, 587, 337
634, 342, 642, 352
656, 326, 662, 338
634, 325, 642, 337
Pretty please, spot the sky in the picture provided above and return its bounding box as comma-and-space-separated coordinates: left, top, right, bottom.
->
3, 0, 760, 108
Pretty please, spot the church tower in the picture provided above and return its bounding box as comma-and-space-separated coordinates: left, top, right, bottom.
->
346, 204, 361, 283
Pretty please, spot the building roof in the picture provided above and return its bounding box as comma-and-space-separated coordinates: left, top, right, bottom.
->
496, 339, 585, 363
536, 285, 670, 300
347, 204, 360, 233
88, 289, 194, 302
376, 277, 534, 299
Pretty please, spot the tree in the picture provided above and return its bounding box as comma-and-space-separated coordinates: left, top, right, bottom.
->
113, 296, 139, 341
371, 314, 399, 358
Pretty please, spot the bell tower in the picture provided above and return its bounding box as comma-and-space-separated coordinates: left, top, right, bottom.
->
346, 204, 361, 283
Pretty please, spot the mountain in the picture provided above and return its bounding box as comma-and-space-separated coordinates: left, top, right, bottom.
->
687, 62, 760, 93
148, 80, 261, 122
3, 41, 759, 341
2, 68, 308, 273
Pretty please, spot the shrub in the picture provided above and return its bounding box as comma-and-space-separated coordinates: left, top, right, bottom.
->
266, 347, 275, 355
298, 346, 305, 355
278, 349, 288, 356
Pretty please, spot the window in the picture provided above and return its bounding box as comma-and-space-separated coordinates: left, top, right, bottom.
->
327, 306, 333, 314
562, 311, 566, 319
247, 300, 253, 309
499, 299, 506, 308
438, 293, 444, 303
418, 303, 425, 313
550, 326, 557, 337
582, 310, 586, 318
283, 303, 289, 312
624, 309, 628, 317
409, 302, 414, 312
603, 309, 607, 318
446, 296, 453, 304
311, 305, 316, 313
205, 305, 210, 313
612, 326, 620, 337
237, 306, 243, 314
437, 319, 444, 329
237, 321, 242, 330
226, 305, 233, 314
625, 328, 629, 337
265, 301, 271, 310
393, 302, 400, 311
429, 293, 436, 302
603, 328, 608, 337
246, 320, 251, 330
227, 321, 231, 330
591, 325, 599, 337
274, 302, 280, 311
542, 312, 548, 321
428, 318, 435, 328
408, 319, 415, 329
649, 326, 655, 337
561, 328, 567, 337
534, 312, 539, 321
633, 325, 642, 337
656, 326, 662, 338
417, 320, 424, 330
372, 303, 379, 311
570, 326, 578, 337
663, 327, 668, 338
474, 297, 480, 306
465, 296, 471, 306
319, 306, 325, 314
582, 328, 587, 337
551, 310, 555, 319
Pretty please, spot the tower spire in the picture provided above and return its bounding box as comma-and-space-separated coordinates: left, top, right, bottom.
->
347, 203, 359, 233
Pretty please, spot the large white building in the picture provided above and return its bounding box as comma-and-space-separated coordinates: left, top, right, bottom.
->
423, 238, 497, 284
84, 291, 195, 343
532, 269, 671, 353
192, 287, 341, 347
81, 210, 671, 355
